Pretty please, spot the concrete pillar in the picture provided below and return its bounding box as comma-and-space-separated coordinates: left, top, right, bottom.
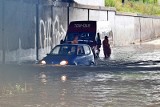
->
2, 0, 5, 64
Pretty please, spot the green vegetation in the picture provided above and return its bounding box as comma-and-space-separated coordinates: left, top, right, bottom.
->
105, 0, 160, 16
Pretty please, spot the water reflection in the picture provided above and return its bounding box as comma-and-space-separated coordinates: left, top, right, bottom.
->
39, 72, 47, 84
1, 66, 160, 107
61, 75, 67, 82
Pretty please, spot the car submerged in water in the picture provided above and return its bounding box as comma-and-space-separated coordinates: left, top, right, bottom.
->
60, 21, 113, 58
39, 44, 95, 66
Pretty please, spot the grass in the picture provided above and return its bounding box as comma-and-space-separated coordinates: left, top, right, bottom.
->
105, 0, 160, 16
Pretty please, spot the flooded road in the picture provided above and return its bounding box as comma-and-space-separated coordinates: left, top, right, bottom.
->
0, 44, 160, 107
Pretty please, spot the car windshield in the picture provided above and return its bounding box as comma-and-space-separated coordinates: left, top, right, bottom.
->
50, 45, 77, 55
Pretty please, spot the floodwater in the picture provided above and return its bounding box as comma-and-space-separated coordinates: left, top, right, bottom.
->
0, 44, 160, 107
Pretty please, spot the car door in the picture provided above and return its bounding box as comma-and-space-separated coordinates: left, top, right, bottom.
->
76, 46, 86, 65
83, 45, 94, 65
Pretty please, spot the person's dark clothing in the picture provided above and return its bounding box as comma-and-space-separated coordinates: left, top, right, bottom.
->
97, 39, 101, 51
91, 41, 97, 58
103, 39, 111, 58
96, 33, 101, 54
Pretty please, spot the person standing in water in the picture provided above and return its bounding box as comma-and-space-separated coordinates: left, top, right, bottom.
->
96, 33, 101, 58
102, 36, 111, 58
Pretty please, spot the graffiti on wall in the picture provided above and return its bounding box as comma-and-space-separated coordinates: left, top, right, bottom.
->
39, 15, 66, 53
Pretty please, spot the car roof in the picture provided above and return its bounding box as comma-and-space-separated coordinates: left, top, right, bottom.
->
57, 44, 90, 47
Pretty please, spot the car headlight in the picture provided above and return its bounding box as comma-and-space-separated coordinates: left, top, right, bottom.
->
41, 60, 46, 65
60, 60, 68, 65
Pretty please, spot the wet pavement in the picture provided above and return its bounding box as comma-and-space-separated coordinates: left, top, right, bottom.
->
0, 44, 160, 107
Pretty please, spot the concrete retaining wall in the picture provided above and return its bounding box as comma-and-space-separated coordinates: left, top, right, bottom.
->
140, 17, 154, 41
89, 10, 108, 21
38, 6, 68, 59
74, 0, 105, 6
0, 0, 36, 63
108, 11, 116, 44
69, 7, 88, 22
113, 15, 135, 46
0, 0, 160, 63
0, 0, 3, 62
109, 13, 160, 46
153, 19, 160, 38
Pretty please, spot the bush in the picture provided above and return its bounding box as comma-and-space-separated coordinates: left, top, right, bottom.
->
105, 0, 160, 16
105, 0, 116, 7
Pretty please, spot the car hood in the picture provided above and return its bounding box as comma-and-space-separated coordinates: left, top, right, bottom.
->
42, 54, 77, 64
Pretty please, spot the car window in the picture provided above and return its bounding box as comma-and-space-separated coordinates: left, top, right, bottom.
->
83, 45, 90, 55
59, 46, 76, 55
51, 46, 60, 54
50, 45, 76, 55
70, 46, 76, 55
77, 46, 85, 55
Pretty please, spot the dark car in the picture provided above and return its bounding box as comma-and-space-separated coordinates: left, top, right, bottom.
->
39, 44, 95, 66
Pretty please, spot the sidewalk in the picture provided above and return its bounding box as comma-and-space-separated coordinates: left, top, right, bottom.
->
142, 38, 160, 45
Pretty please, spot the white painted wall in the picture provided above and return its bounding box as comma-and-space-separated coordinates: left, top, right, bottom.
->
114, 15, 135, 46
89, 10, 108, 21
74, 0, 105, 6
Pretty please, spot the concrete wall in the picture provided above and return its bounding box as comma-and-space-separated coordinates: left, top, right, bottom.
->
108, 11, 116, 44
89, 10, 108, 21
134, 16, 160, 44
140, 17, 154, 41
74, 0, 105, 6
0, 0, 160, 63
134, 17, 141, 42
113, 15, 135, 46
51, 6, 68, 47
0, 0, 36, 63
108, 12, 160, 46
69, 7, 88, 22
38, 6, 68, 59
0, 0, 3, 62
153, 18, 160, 38
58, 0, 105, 6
